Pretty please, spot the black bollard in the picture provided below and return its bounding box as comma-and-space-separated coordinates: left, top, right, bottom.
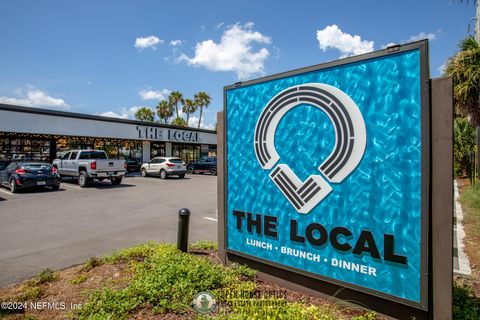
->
177, 208, 191, 252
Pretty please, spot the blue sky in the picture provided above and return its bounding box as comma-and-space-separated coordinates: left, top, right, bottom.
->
0, 0, 475, 129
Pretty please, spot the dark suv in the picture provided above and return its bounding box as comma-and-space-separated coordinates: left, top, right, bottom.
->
187, 157, 217, 176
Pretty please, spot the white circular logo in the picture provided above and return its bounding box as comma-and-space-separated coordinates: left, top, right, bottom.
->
192, 291, 216, 314
254, 83, 366, 214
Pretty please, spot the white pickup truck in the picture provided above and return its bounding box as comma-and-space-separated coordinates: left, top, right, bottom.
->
53, 150, 126, 187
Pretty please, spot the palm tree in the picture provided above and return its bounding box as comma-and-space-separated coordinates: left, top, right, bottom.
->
446, 36, 480, 126
171, 116, 187, 127
169, 91, 183, 118
182, 98, 197, 126
134, 107, 155, 122
157, 100, 173, 124
194, 91, 211, 129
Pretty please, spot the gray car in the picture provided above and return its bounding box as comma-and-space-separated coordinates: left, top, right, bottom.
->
140, 157, 186, 179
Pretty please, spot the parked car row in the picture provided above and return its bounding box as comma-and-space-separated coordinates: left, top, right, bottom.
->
0, 152, 217, 193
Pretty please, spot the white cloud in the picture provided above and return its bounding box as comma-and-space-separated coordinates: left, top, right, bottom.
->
169, 39, 184, 46
134, 36, 164, 50
179, 22, 272, 80
381, 42, 397, 49
407, 31, 437, 42
316, 25, 374, 58
99, 106, 154, 119
437, 61, 447, 75
215, 22, 224, 29
0, 89, 69, 109
188, 115, 215, 130
138, 88, 171, 101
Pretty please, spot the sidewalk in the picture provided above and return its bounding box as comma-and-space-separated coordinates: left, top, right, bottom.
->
453, 180, 472, 276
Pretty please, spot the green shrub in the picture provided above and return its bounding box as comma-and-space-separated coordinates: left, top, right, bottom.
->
35, 268, 56, 284
81, 256, 103, 272
71, 274, 88, 285
103, 241, 161, 264
453, 282, 480, 319
76, 243, 256, 319
352, 311, 377, 320
189, 240, 218, 251
18, 286, 44, 301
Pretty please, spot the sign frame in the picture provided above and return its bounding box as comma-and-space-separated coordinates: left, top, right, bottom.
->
222, 40, 430, 310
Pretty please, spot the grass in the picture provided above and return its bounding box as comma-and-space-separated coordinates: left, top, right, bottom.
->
456, 181, 480, 319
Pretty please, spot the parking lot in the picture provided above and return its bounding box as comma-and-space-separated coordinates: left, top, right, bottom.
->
0, 174, 218, 287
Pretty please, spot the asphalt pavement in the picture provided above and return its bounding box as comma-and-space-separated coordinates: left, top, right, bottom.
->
0, 174, 218, 287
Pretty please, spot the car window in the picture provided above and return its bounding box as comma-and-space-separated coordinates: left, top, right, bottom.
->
169, 158, 183, 164
150, 158, 159, 164
158, 159, 166, 163
23, 163, 51, 170
70, 152, 78, 159
79, 151, 107, 159
62, 152, 71, 160
6, 163, 17, 170
206, 158, 213, 163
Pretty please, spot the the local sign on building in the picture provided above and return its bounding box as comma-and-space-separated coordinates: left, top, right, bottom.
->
224, 41, 429, 309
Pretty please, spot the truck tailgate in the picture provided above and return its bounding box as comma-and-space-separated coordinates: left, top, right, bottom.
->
94, 160, 125, 172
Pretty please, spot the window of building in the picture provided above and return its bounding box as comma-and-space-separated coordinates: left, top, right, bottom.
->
172, 144, 200, 164
0, 136, 51, 164
151, 142, 165, 158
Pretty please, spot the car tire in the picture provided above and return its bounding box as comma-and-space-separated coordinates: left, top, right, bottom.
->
179, 174, 185, 179
78, 171, 91, 188
110, 177, 122, 185
186, 166, 194, 174
160, 170, 167, 179
51, 185, 60, 191
141, 168, 147, 177
9, 179, 17, 193
210, 167, 217, 176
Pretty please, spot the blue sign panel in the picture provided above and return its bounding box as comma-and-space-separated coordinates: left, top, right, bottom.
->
225, 43, 428, 308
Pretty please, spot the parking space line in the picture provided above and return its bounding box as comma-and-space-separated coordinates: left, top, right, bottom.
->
61, 183, 82, 190
0, 189, 14, 196
203, 217, 218, 222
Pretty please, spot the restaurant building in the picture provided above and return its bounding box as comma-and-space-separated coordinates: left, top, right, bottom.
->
0, 103, 217, 169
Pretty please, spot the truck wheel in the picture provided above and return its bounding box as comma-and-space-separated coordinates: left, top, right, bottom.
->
210, 167, 217, 176
160, 170, 167, 179
141, 168, 147, 177
110, 177, 122, 185
78, 171, 91, 187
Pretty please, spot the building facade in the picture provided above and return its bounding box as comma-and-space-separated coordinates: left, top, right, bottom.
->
0, 104, 217, 169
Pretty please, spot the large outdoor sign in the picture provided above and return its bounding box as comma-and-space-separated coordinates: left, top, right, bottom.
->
224, 41, 429, 309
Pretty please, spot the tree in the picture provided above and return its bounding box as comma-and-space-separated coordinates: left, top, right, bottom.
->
194, 91, 211, 129
135, 107, 155, 122
446, 36, 480, 126
171, 116, 187, 127
454, 117, 476, 176
157, 100, 173, 124
181, 98, 197, 125
169, 91, 183, 118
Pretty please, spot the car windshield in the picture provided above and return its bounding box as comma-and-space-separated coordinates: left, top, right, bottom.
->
169, 158, 183, 163
22, 163, 51, 170
79, 151, 107, 159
